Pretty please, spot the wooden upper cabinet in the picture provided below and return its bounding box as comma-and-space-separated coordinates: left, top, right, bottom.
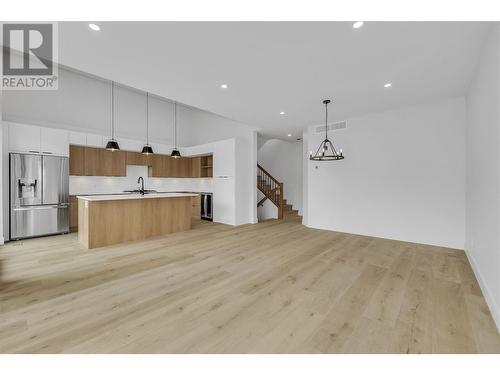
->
71, 145, 210, 178
110, 150, 126, 176
148, 154, 166, 177
126, 151, 144, 166
126, 151, 155, 166
182, 157, 192, 178
170, 157, 191, 178
84, 146, 100, 176
83, 147, 126, 177
191, 157, 201, 178
168, 157, 179, 177
69, 145, 85, 175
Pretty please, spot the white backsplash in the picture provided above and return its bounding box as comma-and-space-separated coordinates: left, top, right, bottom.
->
70, 165, 213, 195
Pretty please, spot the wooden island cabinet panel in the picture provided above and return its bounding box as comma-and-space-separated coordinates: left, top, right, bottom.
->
78, 195, 193, 249
191, 194, 201, 218
69, 195, 78, 232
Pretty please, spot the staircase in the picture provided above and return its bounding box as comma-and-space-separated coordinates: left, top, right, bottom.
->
257, 164, 302, 222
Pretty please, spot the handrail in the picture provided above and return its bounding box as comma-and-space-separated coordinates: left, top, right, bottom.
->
257, 164, 281, 185
257, 164, 284, 219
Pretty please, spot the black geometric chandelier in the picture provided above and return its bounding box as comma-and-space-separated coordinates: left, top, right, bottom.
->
309, 99, 344, 161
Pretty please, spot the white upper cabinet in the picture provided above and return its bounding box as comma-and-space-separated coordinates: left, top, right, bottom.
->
8, 123, 42, 154
213, 139, 235, 177
41, 127, 69, 156
213, 176, 235, 225
9, 123, 69, 156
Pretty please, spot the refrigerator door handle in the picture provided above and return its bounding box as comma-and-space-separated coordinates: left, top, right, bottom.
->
13, 205, 62, 211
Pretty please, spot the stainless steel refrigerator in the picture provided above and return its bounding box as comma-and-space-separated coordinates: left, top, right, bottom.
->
10, 153, 69, 240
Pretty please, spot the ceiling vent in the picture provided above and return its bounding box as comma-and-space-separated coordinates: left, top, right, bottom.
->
315, 120, 347, 133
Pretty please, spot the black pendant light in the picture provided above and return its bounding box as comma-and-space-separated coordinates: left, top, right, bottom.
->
141, 92, 154, 154
171, 102, 181, 158
309, 99, 344, 161
106, 81, 120, 151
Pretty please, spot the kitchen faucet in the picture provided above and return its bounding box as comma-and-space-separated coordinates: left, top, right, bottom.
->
137, 177, 145, 195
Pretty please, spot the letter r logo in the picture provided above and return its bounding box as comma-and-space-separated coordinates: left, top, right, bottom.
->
2, 23, 53, 76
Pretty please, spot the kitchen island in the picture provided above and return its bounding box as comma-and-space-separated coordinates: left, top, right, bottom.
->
77, 193, 197, 249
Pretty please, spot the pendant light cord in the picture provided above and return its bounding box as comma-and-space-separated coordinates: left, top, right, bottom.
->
325, 101, 328, 140
146, 93, 149, 145
174, 102, 177, 149
111, 81, 115, 140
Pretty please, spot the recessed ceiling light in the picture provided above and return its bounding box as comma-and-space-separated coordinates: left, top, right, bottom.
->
353, 21, 364, 29
287, 133, 292, 137
384, 82, 392, 88
220, 84, 228, 89
89, 23, 100, 31
280, 111, 285, 115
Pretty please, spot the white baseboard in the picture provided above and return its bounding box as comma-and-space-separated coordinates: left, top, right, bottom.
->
465, 250, 500, 332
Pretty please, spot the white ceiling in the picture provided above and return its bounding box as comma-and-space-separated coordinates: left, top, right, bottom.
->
58, 22, 490, 139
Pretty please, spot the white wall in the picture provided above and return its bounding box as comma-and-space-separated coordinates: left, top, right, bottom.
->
465, 23, 500, 329
302, 129, 309, 226
257, 138, 303, 220
305, 97, 466, 250
0, 92, 3, 244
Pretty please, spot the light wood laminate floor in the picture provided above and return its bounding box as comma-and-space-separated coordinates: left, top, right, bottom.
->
0, 219, 499, 353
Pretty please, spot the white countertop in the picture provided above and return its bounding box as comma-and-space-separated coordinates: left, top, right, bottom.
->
77, 193, 198, 201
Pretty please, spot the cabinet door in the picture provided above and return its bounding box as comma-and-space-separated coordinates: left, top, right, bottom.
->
213, 140, 234, 177
162, 155, 175, 177
69, 145, 85, 176
170, 157, 182, 177
41, 127, 69, 156
126, 151, 144, 166
213, 177, 235, 225
191, 157, 201, 178
9, 123, 41, 153
148, 154, 165, 177
69, 195, 78, 232
111, 150, 126, 176
84, 147, 101, 176
181, 158, 192, 178
191, 195, 201, 219
97, 149, 125, 177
